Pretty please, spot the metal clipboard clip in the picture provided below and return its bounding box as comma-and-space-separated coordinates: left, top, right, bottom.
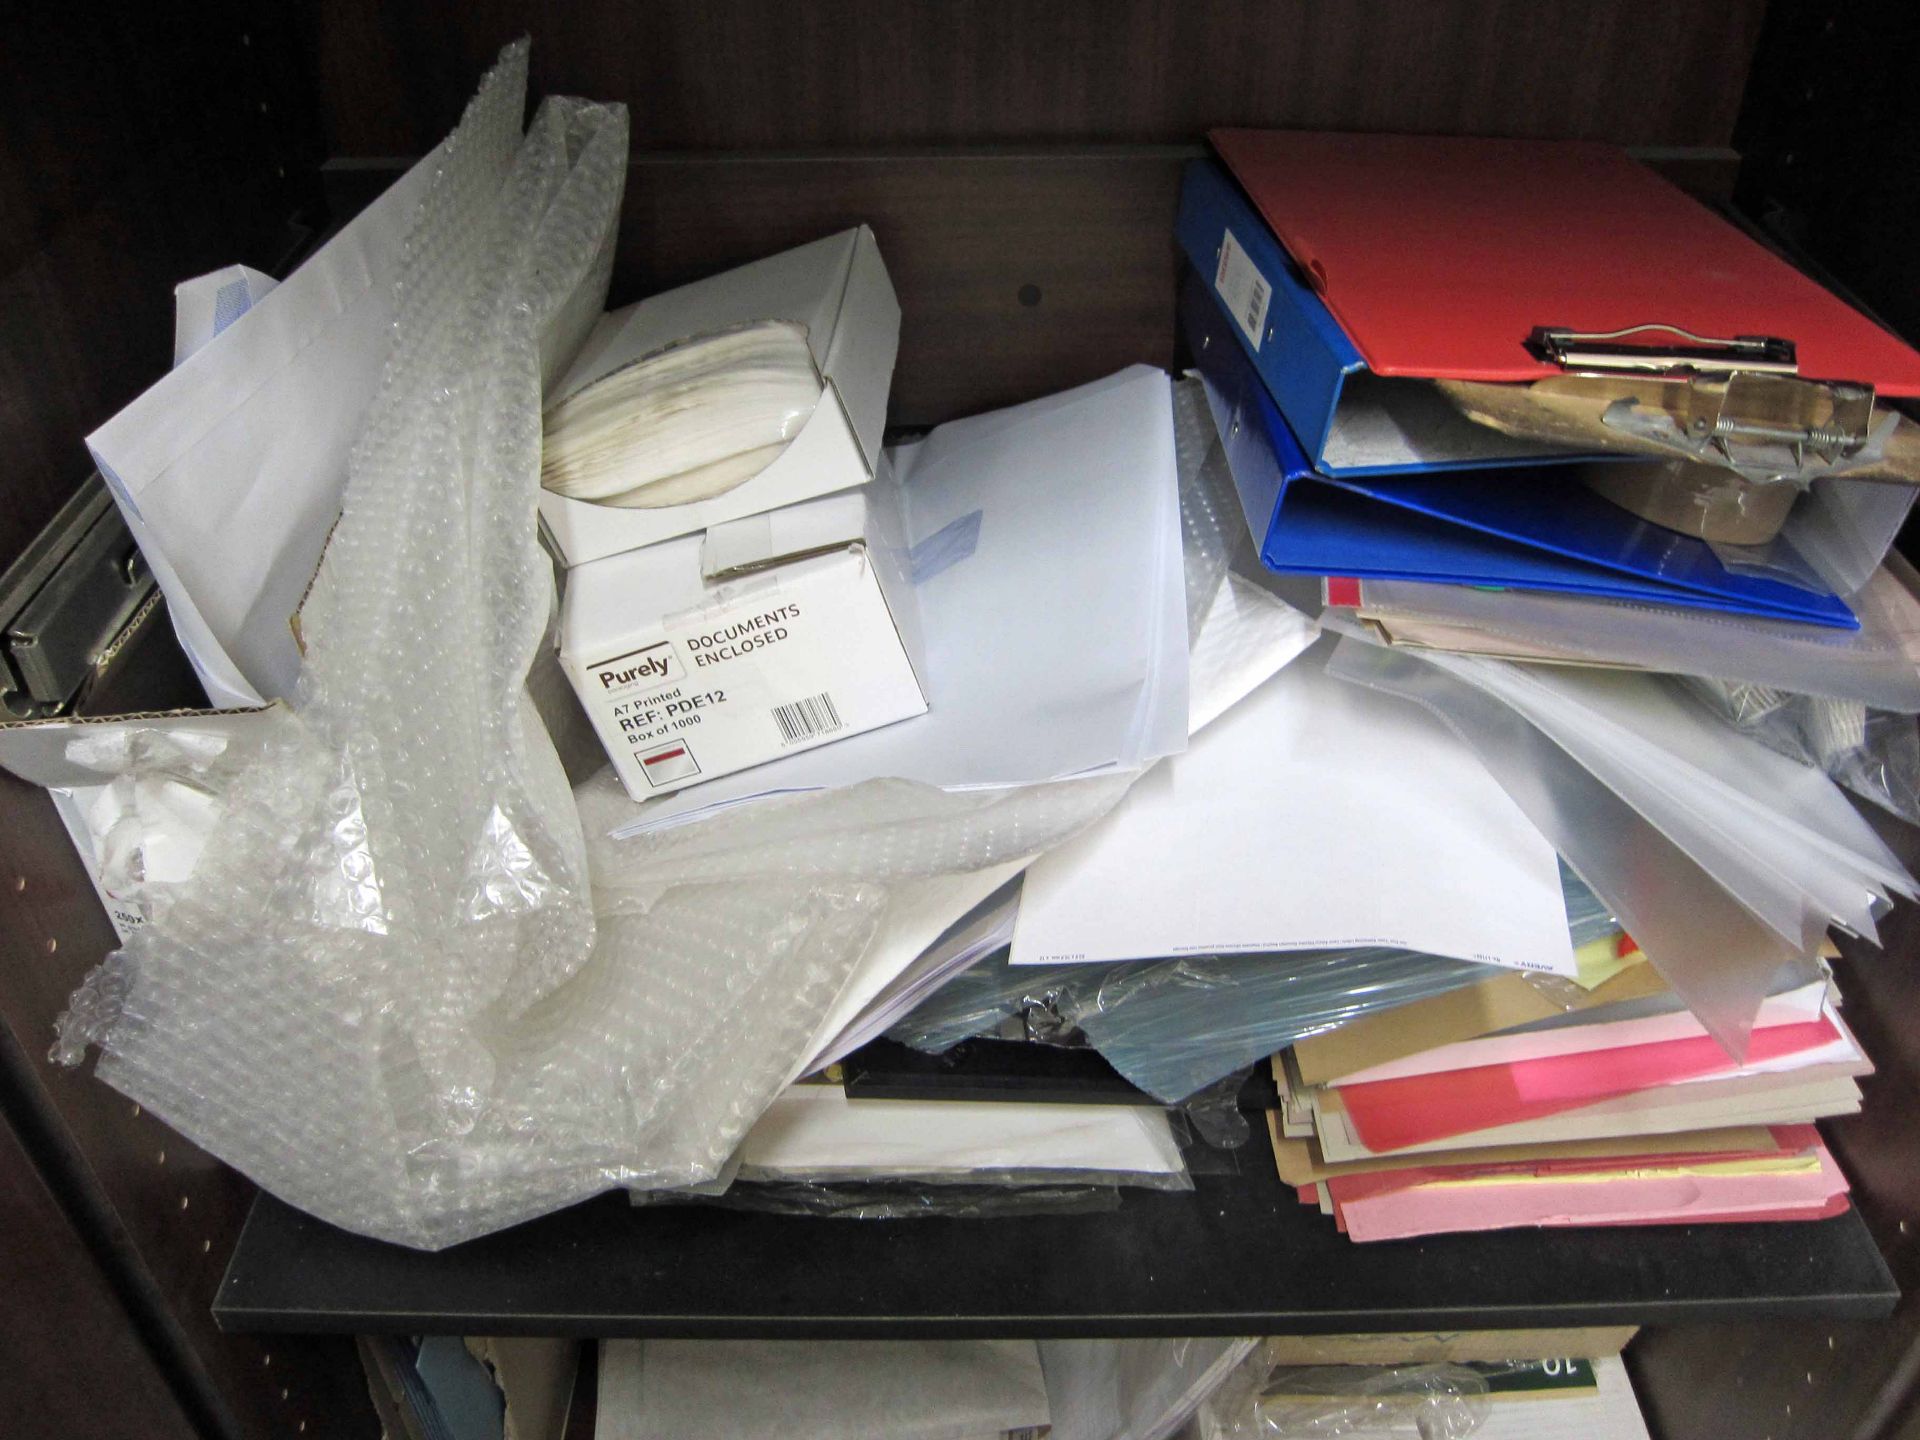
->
1525, 323, 1800, 375
1437, 322, 1919, 543
1523, 323, 1876, 468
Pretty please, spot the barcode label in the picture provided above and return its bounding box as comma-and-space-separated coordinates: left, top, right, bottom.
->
1243, 271, 1271, 338
1213, 227, 1272, 351
772, 691, 844, 745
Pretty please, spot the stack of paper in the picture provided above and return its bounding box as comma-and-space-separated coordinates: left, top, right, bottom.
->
1159, 132, 1918, 1232
791, 544, 1322, 1084
1011, 645, 1577, 979
1271, 950, 1867, 1241
1470, 1355, 1653, 1440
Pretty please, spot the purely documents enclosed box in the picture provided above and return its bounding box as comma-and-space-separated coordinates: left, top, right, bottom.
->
558, 481, 926, 799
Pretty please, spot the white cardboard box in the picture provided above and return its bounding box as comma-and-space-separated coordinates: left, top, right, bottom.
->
559, 479, 926, 801
539, 226, 901, 568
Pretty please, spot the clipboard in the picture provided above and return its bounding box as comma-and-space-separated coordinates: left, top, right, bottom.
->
1207, 129, 1920, 394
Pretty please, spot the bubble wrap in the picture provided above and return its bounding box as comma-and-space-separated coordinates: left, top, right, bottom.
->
56, 44, 636, 1247
52, 44, 1228, 1246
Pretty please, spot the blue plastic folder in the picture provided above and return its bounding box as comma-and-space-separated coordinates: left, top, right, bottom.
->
1182, 274, 1857, 629
1174, 158, 1610, 479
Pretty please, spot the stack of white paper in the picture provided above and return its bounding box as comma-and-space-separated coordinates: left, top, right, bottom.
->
808, 878, 1022, 1070
1012, 645, 1577, 978
616, 366, 1192, 836
88, 152, 441, 707
790, 568, 1321, 1081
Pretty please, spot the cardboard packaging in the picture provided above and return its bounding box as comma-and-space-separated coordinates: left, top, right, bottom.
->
559, 479, 926, 801
539, 227, 901, 568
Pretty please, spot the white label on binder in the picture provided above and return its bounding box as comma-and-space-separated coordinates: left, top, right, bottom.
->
1214, 228, 1272, 351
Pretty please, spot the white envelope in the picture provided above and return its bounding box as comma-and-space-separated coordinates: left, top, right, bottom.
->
807, 874, 1024, 1072
88, 152, 441, 707
1013, 644, 1577, 977
616, 366, 1191, 835
172, 265, 278, 367
738, 1086, 1188, 1180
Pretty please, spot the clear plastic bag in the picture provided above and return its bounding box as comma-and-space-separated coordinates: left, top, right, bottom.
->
1774, 472, 1918, 598
1040, 1337, 1262, 1440
1393, 647, 1905, 951
1558, 858, 1620, 945
1327, 634, 1807, 1057
1195, 1353, 1488, 1440
1684, 675, 1920, 828
889, 947, 1494, 1104
1341, 554, 1920, 711
63, 726, 248, 918
54, 47, 630, 1247
1172, 375, 1253, 645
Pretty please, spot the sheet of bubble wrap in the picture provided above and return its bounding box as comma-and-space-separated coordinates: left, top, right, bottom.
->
56, 43, 630, 1247
52, 37, 1232, 1245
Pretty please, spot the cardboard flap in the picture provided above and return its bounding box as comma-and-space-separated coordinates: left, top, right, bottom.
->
0, 704, 282, 789
558, 230, 860, 399
700, 489, 871, 580
822, 226, 903, 467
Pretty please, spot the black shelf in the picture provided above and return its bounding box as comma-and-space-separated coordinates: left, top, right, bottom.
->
214, 1120, 1897, 1338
